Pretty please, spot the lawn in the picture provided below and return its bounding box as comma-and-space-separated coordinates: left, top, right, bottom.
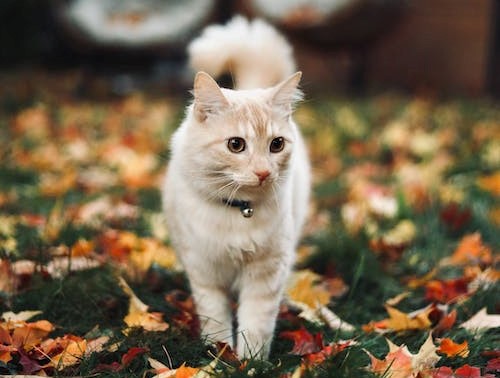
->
0, 69, 498, 377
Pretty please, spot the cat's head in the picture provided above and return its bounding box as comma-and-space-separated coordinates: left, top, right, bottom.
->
183, 71, 302, 203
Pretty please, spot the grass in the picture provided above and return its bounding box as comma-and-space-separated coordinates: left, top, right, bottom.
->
0, 70, 499, 377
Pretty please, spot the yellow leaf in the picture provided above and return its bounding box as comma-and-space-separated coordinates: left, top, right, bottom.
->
118, 276, 169, 332
363, 305, 432, 333
384, 305, 432, 332
287, 270, 331, 309
48, 337, 88, 370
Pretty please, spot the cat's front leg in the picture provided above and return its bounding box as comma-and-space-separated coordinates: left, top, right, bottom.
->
189, 279, 233, 347
236, 257, 290, 359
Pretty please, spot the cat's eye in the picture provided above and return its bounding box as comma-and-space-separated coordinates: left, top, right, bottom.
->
270, 137, 285, 153
228, 137, 246, 153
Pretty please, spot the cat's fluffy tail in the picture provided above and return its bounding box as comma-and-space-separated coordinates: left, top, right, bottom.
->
188, 16, 296, 89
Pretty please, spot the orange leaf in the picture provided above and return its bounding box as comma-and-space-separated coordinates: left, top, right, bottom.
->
0, 344, 17, 363
477, 172, 500, 196
449, 233, 492, 266
425, 278, 470, 303
438, 338, 469, 358
368, 346, 413, 378
11, 320, 55, 350
175, 363, 200, 378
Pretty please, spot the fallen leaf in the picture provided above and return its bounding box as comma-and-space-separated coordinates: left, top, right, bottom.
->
486, 357, 500, 373
280, 327, 323, 355
1, 310, 42, 322
437, 338, 469, 358
121, 346, 149, 366
363, 305, 432, 333
425, 277, 470, 303
460, 308, 500, 332
434, 309, 457, 334
11, 320, 55, 350
477, 172, 500, 196
448, 233, 492, 266
287, 270, 332, 308
366, 333, 439, 378
45, 335, 88, 370
440, 203, 472, 231
118, 276, 169, 332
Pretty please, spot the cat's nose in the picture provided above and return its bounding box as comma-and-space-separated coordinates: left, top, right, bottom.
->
255, 170, 270, 183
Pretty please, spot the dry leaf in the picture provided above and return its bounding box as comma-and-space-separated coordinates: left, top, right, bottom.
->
460, 308, 500, 332
477, 172, 500, 196
1, 311, 42, 322
438, 338, 469, 358
118, 276, 169, 332
366, 333, 440, 378
363, 305, 432, 333
447, 233, 492, 266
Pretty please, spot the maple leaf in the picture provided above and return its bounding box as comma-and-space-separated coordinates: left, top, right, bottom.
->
280, 327, 353, 368
437, 338, 469, 358
11, 320, 55, 351
366, 333, 440, 378
447, 233, 492, 266
439, 203, 472, 231
287, 270, 332, 308
44, 335, 88, 370
460, 308, 500, 331
285, 270, 352, 331
165, 290, 199, 335
477, 172, 500, 196
363, 305, 432, 333
434, 309, 457, 334
425, 277, 470, 303
118, 276, 169, 332
0, 343, 17, 363
1, 310, 42, 322
280, 327, 324, 355
486, 356, 500, 373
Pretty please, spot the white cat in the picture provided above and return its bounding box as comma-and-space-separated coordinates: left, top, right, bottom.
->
162, 16, 310, 359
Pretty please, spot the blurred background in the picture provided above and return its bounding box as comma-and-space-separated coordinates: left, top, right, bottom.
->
1, 0, 499, 97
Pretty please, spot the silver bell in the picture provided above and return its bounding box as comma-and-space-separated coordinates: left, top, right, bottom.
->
241, 207, 254, 218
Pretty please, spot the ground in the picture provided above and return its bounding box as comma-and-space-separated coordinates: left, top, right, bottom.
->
0, 69, 498, 377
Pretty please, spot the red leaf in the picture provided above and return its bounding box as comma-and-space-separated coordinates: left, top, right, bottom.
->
430, 366, 454, 378
434, 309, 457, 334
440, 203, 471, 231
425, 278, 470, 303
280, 327, 323, 355
165, 290, 199, 336
486, 357, 500, 372
455, 365, 482, 378
94, 361, 122, 373
121, 346, 148, 366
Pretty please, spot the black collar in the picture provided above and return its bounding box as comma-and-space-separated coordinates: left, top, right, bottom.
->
222, 198, 254, 218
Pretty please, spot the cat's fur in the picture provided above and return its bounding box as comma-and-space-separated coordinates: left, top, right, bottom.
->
163, 16, 310, 359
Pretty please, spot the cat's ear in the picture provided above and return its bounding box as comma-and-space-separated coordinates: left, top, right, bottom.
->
193, 71, 229, 122
270, 71, 303, 113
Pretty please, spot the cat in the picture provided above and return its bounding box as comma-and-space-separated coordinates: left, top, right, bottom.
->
162, 16, 310, 359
